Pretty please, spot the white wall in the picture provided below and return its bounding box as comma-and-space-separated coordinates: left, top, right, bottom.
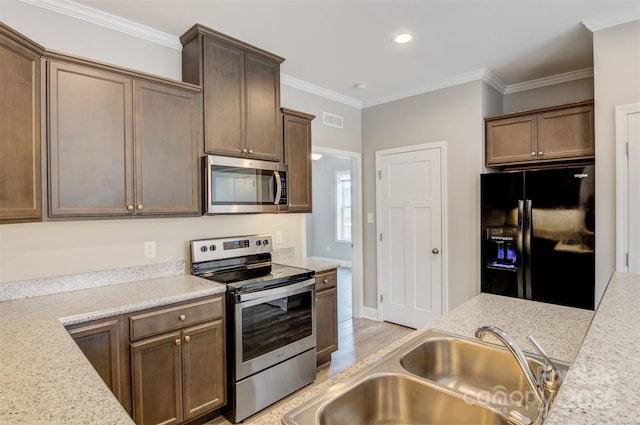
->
362, 81, 485, 311
502, 78, 594, 113
592, 20, 640, 305
280, 85, 362, 153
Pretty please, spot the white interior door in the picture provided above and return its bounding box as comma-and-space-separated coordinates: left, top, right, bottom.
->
627, 111, 639, 272
616, 104, 640, 273
376, 143, 444, 329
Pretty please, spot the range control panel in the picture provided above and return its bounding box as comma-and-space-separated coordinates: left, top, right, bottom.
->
190, 234, 272, 263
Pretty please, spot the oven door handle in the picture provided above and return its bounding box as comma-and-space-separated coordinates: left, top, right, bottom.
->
236, 278, 316, 302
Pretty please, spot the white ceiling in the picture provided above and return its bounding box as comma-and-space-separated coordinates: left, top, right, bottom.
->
71, 0, 640, 107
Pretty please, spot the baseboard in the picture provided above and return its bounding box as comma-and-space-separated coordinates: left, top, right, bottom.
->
362, 306, 379, 321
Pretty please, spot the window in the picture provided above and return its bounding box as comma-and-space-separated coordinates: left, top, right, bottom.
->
336, 169, 351, 242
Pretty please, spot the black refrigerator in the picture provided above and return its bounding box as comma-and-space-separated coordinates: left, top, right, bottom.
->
481, 165, 595, 310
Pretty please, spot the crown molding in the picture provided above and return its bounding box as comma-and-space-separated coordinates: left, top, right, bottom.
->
363, 68, 506, 108
503, 68, 594, 95
582, 9, 640, 32
19, 0, 182, 50
281, 74, 363, 109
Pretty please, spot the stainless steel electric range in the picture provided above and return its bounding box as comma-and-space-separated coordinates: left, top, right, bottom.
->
190, 234, 316, 423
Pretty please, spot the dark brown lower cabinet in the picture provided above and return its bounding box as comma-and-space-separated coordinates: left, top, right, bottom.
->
130, 315, 225, 425
67, 317, 132, 415
315, 269, 338, 367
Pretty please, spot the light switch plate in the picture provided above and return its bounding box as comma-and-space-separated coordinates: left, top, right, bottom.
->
275, 231, 283, 244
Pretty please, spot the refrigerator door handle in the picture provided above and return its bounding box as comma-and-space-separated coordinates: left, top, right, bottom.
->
524, 199, 533, 300
517, 200, 525, 299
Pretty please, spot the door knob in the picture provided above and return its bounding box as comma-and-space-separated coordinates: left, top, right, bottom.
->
432, 248, 440, 254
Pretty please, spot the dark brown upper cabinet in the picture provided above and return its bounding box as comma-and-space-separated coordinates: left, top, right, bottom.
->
0, 24, 44, 224
47, 58, 202, 218
282, 108, 315, 213
181, 24, 285, 162
485, 100, 594, 169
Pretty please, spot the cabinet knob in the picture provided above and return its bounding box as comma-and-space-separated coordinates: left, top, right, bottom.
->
127, 205, 134, 211
184, 335, 191, 342
248, 149, 253, 154
179, 314, 186, 321
323, 279, 329, 284
538, 151, 544, 156
175, 339, 181, 346
530, 152, 536, 156
137, 204, 143, 210
242, 148, 248, 154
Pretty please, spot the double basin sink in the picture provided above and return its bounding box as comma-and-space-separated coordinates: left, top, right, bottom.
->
283, 329, 569, 425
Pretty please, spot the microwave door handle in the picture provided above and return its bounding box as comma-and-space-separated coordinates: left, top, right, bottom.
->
273, 171, 282, 205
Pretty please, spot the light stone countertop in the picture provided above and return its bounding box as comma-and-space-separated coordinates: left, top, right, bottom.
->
2, 271, 636, 425
274, 257, 340, 273
545, 272, 640, 425
0, 274, 225, 424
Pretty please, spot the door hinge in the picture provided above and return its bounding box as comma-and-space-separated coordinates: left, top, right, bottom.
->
377, 170, 382, 180
379, 233, 382, 242
626, 142, 629, 157
626, 253, 629, 267
380, 294, 383, 303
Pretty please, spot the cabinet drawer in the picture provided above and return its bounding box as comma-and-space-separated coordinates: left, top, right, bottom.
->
315, 269, 337, 292
130, 297, 223, 341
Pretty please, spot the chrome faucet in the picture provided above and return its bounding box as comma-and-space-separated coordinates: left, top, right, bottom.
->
475, 325, 562, 422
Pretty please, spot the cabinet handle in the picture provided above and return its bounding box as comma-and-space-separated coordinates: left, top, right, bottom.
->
530, 152, 536, 156
184, 335, 191, 342
179, 314, 186, 321
137, 204, 143, 210
127, 205, 134, 211
175, 339, 181, 346
538, 151, 544, 156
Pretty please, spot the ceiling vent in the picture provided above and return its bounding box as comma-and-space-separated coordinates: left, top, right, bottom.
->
323, 112, 344, 129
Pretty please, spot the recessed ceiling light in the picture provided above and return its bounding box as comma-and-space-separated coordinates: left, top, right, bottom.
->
392, 33, 413, 44
353, 81, 367, 89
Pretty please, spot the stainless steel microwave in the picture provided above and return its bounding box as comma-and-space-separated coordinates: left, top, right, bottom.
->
204, 155, 288, 214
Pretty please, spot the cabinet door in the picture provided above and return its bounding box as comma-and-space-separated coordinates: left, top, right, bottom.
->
537, 103, 594, 161
202, 37, 245, 156
181, 320, 226, 421
486, 114, 537, 166
68, 318, 131, 415
131, 332, 183, 425
134, 81, 201, 215
48, 61, 133, 217
245, 52, 282, 161
0, 32, 42, 223
316, 285, 338, 367
283, 109, 314, 213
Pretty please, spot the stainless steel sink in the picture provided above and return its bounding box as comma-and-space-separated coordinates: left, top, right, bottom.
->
316, 374, 511, 425
282, 329, 569, 425
400, 335, 564, 410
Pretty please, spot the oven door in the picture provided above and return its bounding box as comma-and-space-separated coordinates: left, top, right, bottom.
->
234, 278, 316, 380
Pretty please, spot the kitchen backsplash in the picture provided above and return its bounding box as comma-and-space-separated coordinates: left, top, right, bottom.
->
0, 261, 186, 302
0, 247, 299, 302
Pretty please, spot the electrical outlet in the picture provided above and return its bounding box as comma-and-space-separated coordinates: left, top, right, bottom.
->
144, 241, 156, 258
275, 230, 283, 244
